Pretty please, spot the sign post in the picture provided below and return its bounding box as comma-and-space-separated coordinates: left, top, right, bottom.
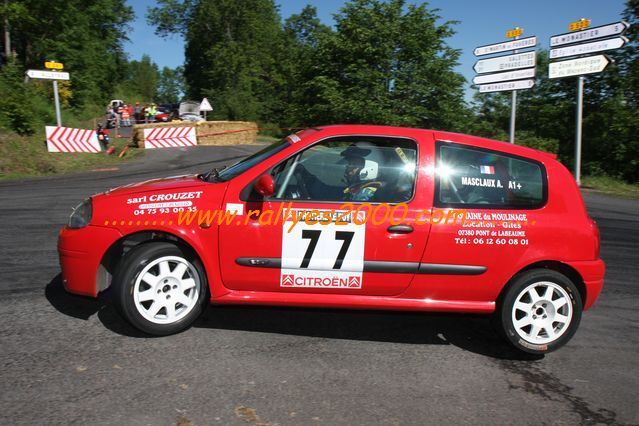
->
508, 29, 522, 144
473, 27, 537, 144
575, 75, 584, 186
26, 61, 67, 127
45, 61, 63, 127
199, 97, 213, 121
52, 80, 61, 127
549, 20, 628, 185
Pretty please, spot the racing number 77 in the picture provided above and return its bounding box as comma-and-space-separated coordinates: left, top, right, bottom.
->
300, 230, 354, 270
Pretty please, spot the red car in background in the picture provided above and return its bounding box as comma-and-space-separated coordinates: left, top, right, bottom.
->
57, 125, 604, 354
155, 108, 171, 122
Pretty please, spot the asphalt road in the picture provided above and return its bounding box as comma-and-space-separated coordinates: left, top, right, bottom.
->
0, 146, 637, 425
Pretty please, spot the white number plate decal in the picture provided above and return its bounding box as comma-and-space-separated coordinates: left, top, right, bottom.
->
281, 209, 365, 289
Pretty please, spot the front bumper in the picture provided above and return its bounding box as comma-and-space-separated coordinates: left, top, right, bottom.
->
58, 225, 122, 297
565, 259, 605, 310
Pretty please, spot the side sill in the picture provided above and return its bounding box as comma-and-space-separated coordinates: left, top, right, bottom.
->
211, 290, 495, 314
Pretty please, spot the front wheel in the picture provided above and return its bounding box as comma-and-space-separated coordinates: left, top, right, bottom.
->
496, 269, 582, 354
112, 242, 208, 335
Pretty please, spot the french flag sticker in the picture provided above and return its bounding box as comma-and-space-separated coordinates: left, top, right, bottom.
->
480, 165, 495, 174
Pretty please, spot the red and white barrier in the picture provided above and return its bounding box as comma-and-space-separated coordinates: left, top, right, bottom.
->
46, 126, 101, 153
143, 127, 197, 149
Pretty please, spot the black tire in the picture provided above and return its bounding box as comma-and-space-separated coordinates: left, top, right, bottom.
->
495, 269, 583, 354
112, 242, 208, 336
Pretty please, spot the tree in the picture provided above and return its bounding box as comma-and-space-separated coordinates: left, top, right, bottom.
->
594, 0, 639, 182
1, 0, 133, 107
157, 66, 185, 103
471, 49, 595, 163
294, 0, 468, 130
0, 59, 39, 134
472, 41, 639, 182
121, 55, 161, 102
608, 0, 639, 107
149, 0, 288, 123
281, 5, 331, 127
148, 0, 470, 130
1, 0, 30, 62
284, 5, 329, 49
0, 0, 134, 135
147, 0, 194, 37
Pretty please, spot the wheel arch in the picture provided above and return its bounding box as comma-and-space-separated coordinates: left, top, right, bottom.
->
498, 260, 587, 307
96, 230, 206, 294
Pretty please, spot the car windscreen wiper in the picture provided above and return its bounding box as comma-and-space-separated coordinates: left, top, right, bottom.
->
202, 165, 227, 182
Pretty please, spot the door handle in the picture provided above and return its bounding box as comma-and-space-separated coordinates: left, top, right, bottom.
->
387, 224, 413, 234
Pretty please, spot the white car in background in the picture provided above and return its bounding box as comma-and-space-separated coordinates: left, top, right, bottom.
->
179, 101, 205, 122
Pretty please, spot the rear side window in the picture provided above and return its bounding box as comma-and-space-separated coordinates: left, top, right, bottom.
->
435, 142, 547, 209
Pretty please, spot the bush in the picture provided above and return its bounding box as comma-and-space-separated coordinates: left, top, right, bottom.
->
0, 61, 40, 135
515, 131, 559, 154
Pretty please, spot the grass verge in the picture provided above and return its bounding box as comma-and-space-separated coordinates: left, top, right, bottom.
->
0, 130, 142, 181
581, 175, 639, 199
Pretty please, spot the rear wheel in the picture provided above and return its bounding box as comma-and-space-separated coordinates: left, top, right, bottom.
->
112, 242, 208, 335
497, 269, 582, 354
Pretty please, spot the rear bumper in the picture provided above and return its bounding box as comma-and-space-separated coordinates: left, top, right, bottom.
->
58, 225, 122, 297
565, 259, 605, 310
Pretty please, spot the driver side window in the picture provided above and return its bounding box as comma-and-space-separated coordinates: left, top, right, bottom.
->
270, 136, 418, 203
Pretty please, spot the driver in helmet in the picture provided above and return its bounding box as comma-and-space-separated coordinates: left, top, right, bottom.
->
340, 145, 381, 201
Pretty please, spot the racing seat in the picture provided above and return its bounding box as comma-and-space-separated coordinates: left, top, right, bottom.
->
370, 167, 413, 203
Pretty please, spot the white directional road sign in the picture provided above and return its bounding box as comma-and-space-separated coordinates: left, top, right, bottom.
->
26, 70, 70, 80
474, 36, 537, 56
550, 21, 628, 47
473, 68, 536, 85
549, 55, 610, 79
479, 79, 535, 93
550, 37, 628, 59
474, 51, 536, 74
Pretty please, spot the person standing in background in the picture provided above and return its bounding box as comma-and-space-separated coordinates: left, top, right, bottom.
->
116, 103, 123, 128
121, 105, 131, 127
105, 106, 117, 128
134, 102, 142, 124
146, 103, 157, 123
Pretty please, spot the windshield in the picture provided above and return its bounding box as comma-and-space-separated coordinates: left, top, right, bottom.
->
216, 139, 290, 182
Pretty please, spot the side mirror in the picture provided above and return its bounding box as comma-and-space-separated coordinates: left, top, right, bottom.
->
254, 174, 274, 197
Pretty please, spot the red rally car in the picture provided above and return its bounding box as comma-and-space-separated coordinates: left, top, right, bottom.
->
58, 125, 604, 354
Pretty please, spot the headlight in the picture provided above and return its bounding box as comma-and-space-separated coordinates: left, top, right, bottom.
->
68, 198, 93, 229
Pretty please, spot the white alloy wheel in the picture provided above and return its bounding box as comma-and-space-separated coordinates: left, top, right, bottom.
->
511, 281, 573, 345
133, 255, 200, 325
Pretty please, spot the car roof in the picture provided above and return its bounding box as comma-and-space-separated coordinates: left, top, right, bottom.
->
311, 124, 557, 162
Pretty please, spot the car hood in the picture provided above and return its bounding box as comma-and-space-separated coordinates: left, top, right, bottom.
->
89, 174, 229, 229
104, 174, 209, 197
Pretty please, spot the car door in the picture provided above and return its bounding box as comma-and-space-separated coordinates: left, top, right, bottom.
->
218, 134, 433, 297
417, 138, 549, 304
